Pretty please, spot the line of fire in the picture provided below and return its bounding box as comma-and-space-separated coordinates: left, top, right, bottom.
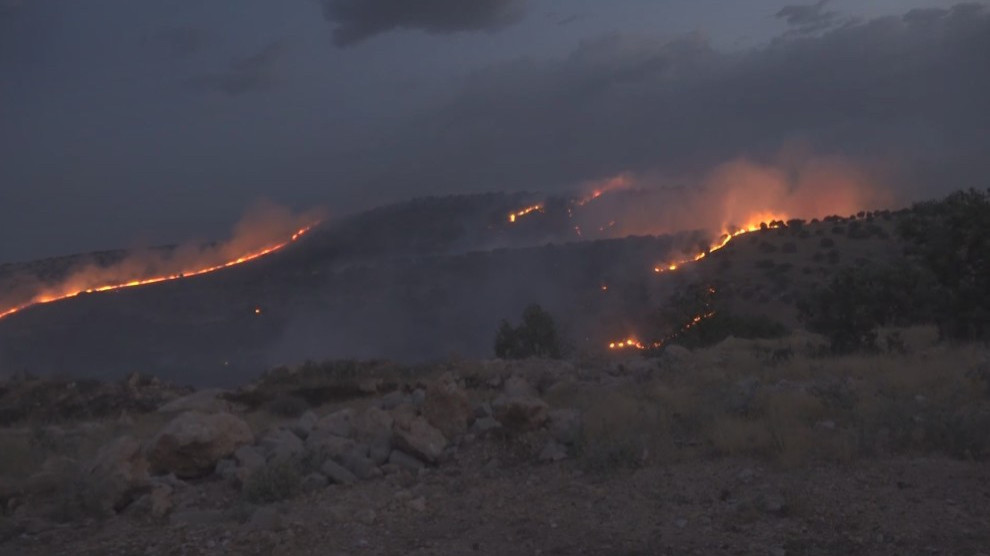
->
0, 223, 320, 321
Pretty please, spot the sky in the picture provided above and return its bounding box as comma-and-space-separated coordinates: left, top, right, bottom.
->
1, 0, 987, 261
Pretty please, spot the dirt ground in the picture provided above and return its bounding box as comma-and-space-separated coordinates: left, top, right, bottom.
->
5, 450, 988, 556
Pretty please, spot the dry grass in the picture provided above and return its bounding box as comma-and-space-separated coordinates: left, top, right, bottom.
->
571, 330, 989, 470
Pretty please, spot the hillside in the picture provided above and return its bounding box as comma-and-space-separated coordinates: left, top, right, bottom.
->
0, 193, 918, 386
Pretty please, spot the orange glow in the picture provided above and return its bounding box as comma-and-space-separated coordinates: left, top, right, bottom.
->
608, 310, 716, 352
507, 204, 544, 223
653, 212, 788, 274
0, 222, 319, 321
254, 307, 262, 315
575, 173, 632, 206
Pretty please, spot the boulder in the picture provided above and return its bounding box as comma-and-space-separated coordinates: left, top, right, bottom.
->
379, 390, 410, 410
353, 406, 394, 443
320, 460, 357, 485
305, 430, 357, 463
392, 417, 447, 464
84, 435, 151, 514
422, 376, 472, 438
146, 411, 254, 479
548, 409, 582, 445
234, 446, 265, 470
337, 451, 382, 481
291, 410, 319, 440
313, 409, 355, 438
157, 389, 233, 414
300, 472, 329, 493
470, 417, 502, 436
259, 428, 305, 464
492, 390, 550, 431
387, 450, 425, 472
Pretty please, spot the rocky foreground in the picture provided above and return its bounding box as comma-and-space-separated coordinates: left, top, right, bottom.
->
1, 337, 989, 555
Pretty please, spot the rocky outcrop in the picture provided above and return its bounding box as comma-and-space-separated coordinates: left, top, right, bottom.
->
85, 436, 151, 514
422, 374, 472, 438
146, 411, 254, 479
492, 377, 549, 431
157, 389, 235, 414
392, 416, 448, 464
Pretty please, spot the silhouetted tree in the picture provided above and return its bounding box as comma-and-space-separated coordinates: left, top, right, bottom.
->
897, 189, 990, 340
494, 304, 562, 359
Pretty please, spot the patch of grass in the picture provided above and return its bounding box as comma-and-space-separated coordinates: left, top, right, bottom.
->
242, 461, 302, 504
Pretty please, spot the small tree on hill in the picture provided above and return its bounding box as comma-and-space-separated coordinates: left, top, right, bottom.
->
494, 304, 563, 359
897, 188, 990, 340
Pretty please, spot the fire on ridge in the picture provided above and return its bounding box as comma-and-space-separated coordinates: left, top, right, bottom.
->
0, 222, 320, 321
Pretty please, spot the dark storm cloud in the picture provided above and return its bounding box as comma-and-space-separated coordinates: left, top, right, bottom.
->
777, 0, 835, 25
187, 41, 285, 96
320, 0, 527, 47
776, 0, 845, 35
371, 3, 990, 200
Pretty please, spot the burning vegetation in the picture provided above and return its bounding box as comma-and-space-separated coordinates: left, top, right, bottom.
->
0, 205, 322, 321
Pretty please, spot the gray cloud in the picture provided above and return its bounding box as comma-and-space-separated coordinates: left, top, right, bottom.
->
0, 0, 22, 17
776, 0, 843, 34
368, 3, 990, 202
187, 41, 284, 96
154, 26, 208, 58
320, 0, 527, 47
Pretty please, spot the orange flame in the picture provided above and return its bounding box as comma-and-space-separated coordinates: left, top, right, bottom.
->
608, 310, 716, 352
0, 222, 319, 321
575, 173, 632, 206
507, 204, 544, 223
653, 212, 788, 274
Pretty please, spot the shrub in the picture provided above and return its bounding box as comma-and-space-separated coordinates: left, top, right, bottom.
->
797, 263, 934, 353
781, 242, 798, 254
897, 189, 990, 341
494, 304, 563, 359
819, 237, 835, 248
243, 461, 302, 504
265, 395, 310, 418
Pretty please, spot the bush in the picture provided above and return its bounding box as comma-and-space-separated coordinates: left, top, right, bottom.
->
758, 241, 778, 253
781, 242, 798, 254
819, 237, 835, 248
897, 189, 990, 340
243, 461, 302, 504
494, 304, 563, 359
265, 395, 310, 418
797, 263, 934, 353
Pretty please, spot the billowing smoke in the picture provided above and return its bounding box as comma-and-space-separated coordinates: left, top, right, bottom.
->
574, 154, 893, 241
0, 202, 324, 319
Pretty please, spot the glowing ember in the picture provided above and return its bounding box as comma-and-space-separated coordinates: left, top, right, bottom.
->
653, 213, 788, 274
254, 307, 263, 315
507, 204, 544, 223
608, 310, 717, 352
0, 222, 319, 321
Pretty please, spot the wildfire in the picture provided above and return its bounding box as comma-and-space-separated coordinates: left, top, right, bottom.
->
0, 222, 320, 321
653, 213, 788, 274
608, 310, 716, 352
507, 204, 544, 223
